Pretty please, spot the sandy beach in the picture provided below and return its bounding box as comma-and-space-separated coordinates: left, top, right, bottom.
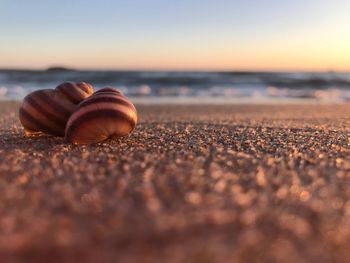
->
2, 101, 350, 262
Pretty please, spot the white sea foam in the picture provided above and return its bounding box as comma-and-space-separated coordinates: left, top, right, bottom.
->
0, 87, 8, 97
1, 70, 350, 103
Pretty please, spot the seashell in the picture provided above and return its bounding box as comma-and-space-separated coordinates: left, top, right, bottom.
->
19, 82, 94, 137
65, 88, 137, 144
94, 88, 123, 95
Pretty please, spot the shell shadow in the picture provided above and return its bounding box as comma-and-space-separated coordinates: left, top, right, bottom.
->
0, 131, 67, 152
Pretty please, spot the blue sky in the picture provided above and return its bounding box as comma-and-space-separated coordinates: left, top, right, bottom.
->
0, 0, 349, 70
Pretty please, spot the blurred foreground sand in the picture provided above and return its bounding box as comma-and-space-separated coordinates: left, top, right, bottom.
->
1, 101, 350, 262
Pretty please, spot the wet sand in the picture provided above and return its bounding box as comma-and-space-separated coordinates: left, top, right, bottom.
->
1, 101, 350, 262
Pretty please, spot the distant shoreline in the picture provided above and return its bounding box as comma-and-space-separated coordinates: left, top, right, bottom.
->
1, 68, 350, 74
1, 97, 344, 105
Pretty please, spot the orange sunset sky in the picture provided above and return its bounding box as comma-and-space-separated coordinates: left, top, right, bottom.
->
0, 0, 350, 71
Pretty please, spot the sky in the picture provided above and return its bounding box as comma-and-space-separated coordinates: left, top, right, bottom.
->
0, 0, 350, 71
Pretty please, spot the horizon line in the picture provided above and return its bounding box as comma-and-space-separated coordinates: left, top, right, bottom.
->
0, 66, 349, 73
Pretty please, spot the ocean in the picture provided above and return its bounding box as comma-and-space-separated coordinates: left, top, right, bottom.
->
1, 69, 350, 103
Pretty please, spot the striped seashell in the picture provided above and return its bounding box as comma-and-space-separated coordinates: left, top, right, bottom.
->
65, 88, 137, 144
19, 82, 94, 137
94, 88, 123, 95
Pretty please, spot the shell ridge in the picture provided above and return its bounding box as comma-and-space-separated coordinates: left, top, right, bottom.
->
19, 107, 63, 136
77, 96, 136, 112
26, 94, 67, 127
37, 91, 72, 118
56, 82, 81, 104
